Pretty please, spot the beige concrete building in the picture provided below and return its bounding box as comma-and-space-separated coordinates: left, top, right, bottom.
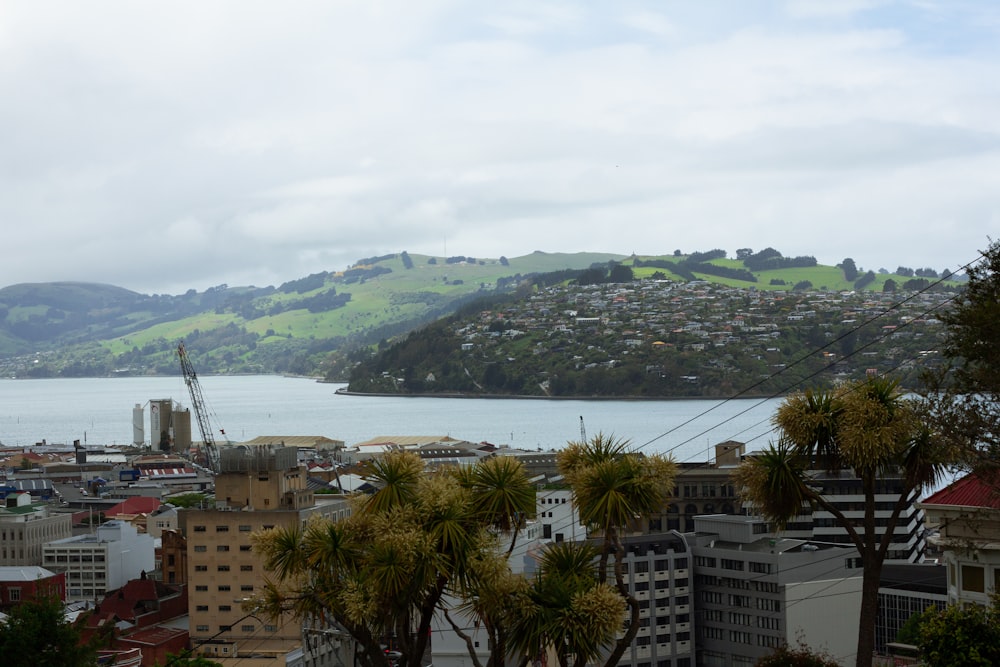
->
0, 493, 72, 566
178, 444, 351, 666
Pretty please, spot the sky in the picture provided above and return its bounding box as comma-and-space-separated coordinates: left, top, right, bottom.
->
2, 1, 999, 295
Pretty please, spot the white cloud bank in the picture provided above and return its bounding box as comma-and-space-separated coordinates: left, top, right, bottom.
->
1, 1, 998, 294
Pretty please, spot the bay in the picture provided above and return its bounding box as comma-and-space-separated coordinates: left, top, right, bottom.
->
0, 376, 782, 464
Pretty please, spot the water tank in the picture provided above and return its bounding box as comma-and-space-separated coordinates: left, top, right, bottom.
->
172, 408, 192, 452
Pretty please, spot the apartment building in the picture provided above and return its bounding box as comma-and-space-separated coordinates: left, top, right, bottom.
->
611, 531, 695, 667
42, 520, 155, 602
178, 444, 351, 666
692, 515, 862, 667
0, 492, 72, 566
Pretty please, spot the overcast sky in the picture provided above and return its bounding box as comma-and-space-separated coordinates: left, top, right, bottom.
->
2, 1, 998, 295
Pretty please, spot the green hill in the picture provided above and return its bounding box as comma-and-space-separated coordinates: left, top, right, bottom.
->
0, 249, 959, 382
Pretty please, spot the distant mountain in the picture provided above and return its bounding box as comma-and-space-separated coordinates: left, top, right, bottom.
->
0, 249, 959, 383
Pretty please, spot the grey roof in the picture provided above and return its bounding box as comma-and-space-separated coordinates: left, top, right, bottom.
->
0, 566, 57, 581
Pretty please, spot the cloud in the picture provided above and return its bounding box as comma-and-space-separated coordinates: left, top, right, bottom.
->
0, 1, 998, 294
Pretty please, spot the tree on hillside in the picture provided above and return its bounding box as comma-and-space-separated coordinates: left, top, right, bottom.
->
925, 239, 1000, 467
251, 452, 536, 667
840, 257, 859, 281
556, 434, 677, 667
734, 377, 957, 667
0, 595, 98, 667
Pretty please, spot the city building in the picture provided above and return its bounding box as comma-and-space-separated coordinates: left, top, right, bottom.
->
609, 531, 695, 667
0, 565, 65, 609
917, 472, 1000, 606
0, 492, 72, 566
669, 442, 745, 532
875, 563, 947, 654
692, 515, 862, 667
179, 444, 352, 666
42, 520, 155, 602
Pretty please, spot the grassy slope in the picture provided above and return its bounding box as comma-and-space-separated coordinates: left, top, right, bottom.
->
102, 252, 629, 353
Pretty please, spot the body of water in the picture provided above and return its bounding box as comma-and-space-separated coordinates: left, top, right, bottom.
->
0, 376, 783, 464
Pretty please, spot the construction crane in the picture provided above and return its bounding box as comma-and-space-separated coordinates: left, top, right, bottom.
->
177, 342, 222, 474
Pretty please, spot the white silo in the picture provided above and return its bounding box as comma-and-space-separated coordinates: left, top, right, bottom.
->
132, 403, 144, 446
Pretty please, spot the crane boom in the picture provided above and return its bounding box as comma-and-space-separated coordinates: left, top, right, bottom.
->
178, 343, 221, 473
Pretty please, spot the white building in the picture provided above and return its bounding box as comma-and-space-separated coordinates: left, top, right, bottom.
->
42, 520, 155, 602
918, 472, 1000, 606
692, 515, 862, 667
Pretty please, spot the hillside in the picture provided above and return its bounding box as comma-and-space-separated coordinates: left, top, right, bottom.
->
0, 249, 959, 385
0, 252, 626, 378
346, 254, 961, 398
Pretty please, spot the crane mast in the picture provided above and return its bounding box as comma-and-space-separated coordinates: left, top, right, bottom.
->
177, 343, 221, 473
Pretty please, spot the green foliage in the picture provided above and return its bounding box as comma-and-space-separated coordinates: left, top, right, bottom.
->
252, 452, 536, 667
753, 642, 839, 667
0, 595, 97, 667
165, 492, 212, 509
918, 598, 1000, 666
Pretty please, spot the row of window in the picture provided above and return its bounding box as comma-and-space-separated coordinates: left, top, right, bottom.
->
705, 630, 780, 647
194, 623, 279, 633
192, 544, 252, 552
195, 584, 254, 592
192, 524, 273, 533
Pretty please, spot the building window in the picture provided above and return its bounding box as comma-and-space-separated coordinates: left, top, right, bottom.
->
242, 624, 256, 632
196, 585, 208, 592
721, 558, 744, 571
962, 565, 985, 593
219, 605, 232, 612
8, 588, 20, 602
197, 605, 209, 612
219, 585, 231, 591
216, 525, 229, 532
197, 625, 209, 632
240, 545, 252, 552
218, 565, 230, 572
194, 545, 207, 552
239, 525, 252, 532
193, 526, 206, 532
749, 562, 772, 574
695, 556, 716, 568
241, 585, 254, 592
240, 565, 253, 572
217, 545, 230, 552
265, 624, 278, 632
195, 565, 208, 572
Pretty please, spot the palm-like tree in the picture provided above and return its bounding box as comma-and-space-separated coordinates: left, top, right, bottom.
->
556, 433, 677, 667
735, 376, 956, 667
507, 541, 626, 667
252, 450, 537, 667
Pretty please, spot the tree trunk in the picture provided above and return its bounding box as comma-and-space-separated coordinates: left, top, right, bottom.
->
856, 554, 880, 667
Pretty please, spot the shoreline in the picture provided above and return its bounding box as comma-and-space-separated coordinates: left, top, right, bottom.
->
333, 387, 779, 402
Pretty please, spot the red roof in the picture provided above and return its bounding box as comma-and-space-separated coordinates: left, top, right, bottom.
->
106, 496, 162, 517
922, 473, 1000, 510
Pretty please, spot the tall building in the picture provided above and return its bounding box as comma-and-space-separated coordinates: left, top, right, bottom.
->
738, 457, 928, 564
178, 445, 351, 666
692, 515, 862, 667
0, 492, 72, 566
610, 531, 695, 667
